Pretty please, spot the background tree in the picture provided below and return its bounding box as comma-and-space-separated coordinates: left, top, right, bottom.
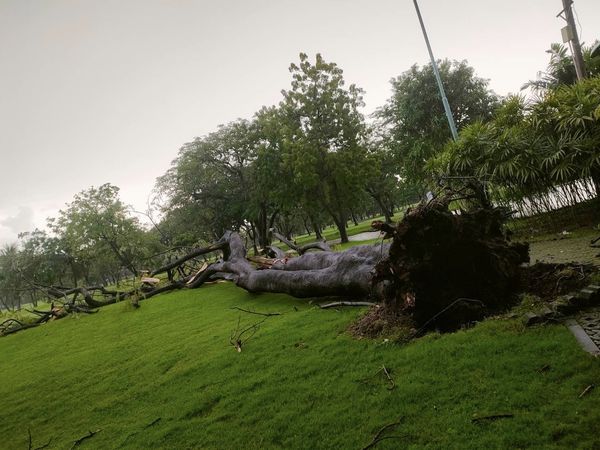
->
376, 59, 498, 193
49, 184, 147, 281
279, 53, 370, 243
156, 121, 254, 244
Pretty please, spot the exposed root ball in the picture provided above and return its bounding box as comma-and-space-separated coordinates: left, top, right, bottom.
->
373, 198, 529, 331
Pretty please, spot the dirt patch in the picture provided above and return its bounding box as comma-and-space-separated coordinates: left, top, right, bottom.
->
520, 262, 597, 302
349, 305, 415, 339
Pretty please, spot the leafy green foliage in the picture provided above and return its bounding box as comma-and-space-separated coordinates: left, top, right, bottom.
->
48, 183, 148, 281
523, 41, 600, 94
438, 77, 600, 206
156, 120, 261, 244
157, 53, 373, 245
376, 60, 498, 191
278, 53, 370, 242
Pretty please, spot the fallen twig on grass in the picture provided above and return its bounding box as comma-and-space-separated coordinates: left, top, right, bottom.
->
33, 439, 52, 450
381, 365, 395, 391
471, 413, 514, 423
71, 429, 102, 449
1, 319, 39, 336
357, 365, 396, 391
229, 316, 268, 352
230, 306, 282, 316
537, 364, 551, 373
579, 384, 595, 398
361, 419, 404, 450
319, 301, 377, 309
144, 418, 162, 429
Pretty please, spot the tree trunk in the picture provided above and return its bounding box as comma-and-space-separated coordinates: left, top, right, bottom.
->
310, 217, 323, 240
188, 231, 384, 297
332, 214, 349, 244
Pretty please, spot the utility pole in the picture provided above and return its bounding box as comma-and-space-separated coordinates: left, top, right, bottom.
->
559, 0, 586, 80
412, 0, 458, 141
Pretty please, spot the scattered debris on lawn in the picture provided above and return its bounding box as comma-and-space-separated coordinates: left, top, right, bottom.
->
361, 419, 404, 450
579, 384, 595, 399
471, 413, 514, 424
71, 429, 102, 449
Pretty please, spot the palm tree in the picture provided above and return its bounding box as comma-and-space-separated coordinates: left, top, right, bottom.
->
522, 41, 600, 94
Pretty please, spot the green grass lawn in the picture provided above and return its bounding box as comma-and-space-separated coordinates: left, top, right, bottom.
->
1, 282, 599, 449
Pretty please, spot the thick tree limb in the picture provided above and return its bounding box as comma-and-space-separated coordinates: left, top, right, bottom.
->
265, 245, 286, 259
150, 241, 227, 276
272, 230, 331, 255
189, 232, 386, 298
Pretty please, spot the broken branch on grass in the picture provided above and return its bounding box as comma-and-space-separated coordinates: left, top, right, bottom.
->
579, 384, 595, 398
381, 365, 395, 390
361, 419, 404, 450
231, 306, 282, 317
71, 429, 102, 449
471, 413, 514, 423
33, 439, 52, 450
144, 418, 162, 429
319, 301, 377, 309
356, 365, 396, 391
150, 241, 227, 276
537, 364, 551, 373
229, 316, 268, 352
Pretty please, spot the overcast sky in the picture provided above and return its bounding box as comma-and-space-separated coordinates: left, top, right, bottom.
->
1, 0, 599, 246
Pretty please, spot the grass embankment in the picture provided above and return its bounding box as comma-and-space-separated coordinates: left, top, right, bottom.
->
1, 282, 599, 449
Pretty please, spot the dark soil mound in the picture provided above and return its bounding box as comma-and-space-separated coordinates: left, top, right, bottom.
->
372, 196, 529, 332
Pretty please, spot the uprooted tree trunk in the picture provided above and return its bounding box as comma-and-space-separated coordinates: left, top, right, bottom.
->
2, 189, 530, 337
149, 190, 528, 331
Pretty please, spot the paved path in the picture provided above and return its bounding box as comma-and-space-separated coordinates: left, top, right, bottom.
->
576, 306, 600, 348
529, 234, 599, 266
328, 231, 382, 245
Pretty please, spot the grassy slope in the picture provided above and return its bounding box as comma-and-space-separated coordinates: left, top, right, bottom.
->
1, 282, 599, 449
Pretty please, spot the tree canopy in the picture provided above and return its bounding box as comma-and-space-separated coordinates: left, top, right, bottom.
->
375, 59, 498, 192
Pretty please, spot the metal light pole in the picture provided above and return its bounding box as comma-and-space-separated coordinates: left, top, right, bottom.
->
412, 0, 459, 141
559, 0, 586, 80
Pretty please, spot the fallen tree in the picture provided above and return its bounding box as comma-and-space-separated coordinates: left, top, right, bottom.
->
149, 187, 529, 330
2, 186, 531, 336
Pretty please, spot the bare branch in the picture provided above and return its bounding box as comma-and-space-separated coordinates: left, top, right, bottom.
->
231, 306, 282, 317
71, 429, 102, 449
319, 301, 377, 309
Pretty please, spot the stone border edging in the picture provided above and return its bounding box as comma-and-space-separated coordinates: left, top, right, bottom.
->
565, 319, 600, 356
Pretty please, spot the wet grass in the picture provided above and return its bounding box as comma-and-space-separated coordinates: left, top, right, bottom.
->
1, 282, 599, 449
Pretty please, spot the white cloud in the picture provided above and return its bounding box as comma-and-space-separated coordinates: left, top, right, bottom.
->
0, 206, 35, 246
